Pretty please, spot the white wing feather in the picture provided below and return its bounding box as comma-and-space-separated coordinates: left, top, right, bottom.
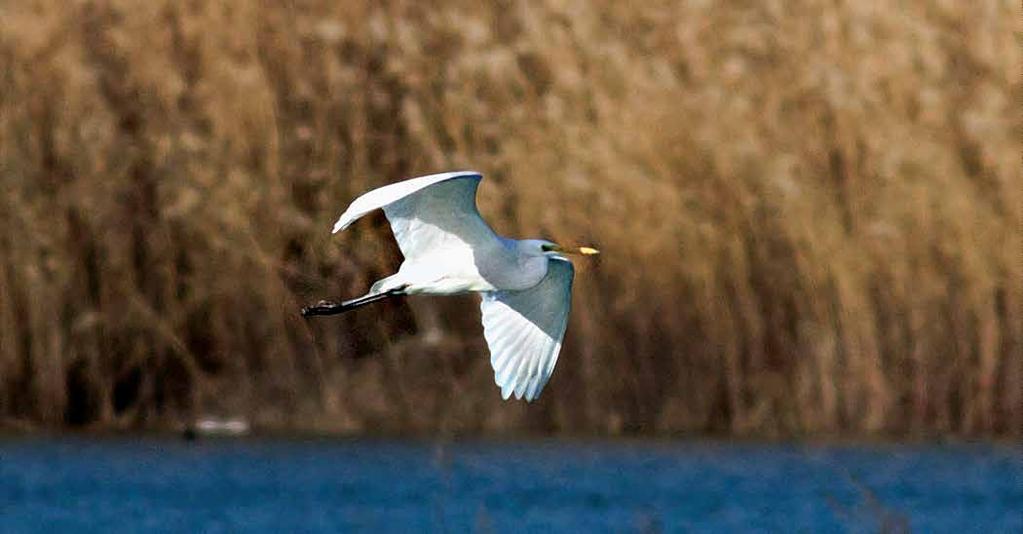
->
332, 171, 498, 262
480, 258, 574, 401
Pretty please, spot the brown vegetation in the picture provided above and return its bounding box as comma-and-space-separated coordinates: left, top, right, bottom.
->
0, 0, 1019, 436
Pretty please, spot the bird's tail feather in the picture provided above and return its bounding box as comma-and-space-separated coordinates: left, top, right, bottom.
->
370, 274, 407, 294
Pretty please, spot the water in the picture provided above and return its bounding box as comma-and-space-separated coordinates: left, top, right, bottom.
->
1, 438, 1020, 533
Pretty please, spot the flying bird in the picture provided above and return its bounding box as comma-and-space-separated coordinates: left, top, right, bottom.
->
302, 171, 599, 401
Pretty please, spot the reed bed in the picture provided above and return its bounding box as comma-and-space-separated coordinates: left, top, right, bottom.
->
0, 0, 1018, 436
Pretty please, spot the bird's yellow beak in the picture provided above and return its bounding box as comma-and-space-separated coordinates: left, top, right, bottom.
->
555, 245, 600, 256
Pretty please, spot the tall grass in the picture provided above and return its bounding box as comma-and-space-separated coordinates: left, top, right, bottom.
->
0, 0, 1018, 436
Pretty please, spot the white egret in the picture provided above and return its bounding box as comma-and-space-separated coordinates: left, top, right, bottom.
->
302, 171, 599, 401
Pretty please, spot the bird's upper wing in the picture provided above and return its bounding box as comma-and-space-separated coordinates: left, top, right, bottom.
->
332, 171, 498, 260
480, 257, 574, 401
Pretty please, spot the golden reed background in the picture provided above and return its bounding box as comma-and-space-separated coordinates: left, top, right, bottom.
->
0, 0, 1019, 436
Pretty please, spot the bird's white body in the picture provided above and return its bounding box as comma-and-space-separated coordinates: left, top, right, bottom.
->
380, 237, 550, 295
328, 171, 588, 401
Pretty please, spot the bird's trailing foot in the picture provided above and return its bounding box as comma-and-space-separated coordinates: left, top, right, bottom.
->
301, 300, 345, 317
301, 288, 405, 317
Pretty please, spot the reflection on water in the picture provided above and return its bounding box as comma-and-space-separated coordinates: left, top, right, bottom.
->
1, 438, 1020, 532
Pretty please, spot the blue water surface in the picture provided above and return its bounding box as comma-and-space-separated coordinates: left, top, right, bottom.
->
1, 437, 1020, 532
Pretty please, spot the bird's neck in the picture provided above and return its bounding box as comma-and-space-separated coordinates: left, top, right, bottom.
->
498, 236, 523, 253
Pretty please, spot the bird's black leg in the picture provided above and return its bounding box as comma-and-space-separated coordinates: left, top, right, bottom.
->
301, 288, 405, 317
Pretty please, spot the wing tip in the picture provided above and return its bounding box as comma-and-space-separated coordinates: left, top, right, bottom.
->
496, 377, 544, 402
332, 211, 354, 234
444, 169, 482, 179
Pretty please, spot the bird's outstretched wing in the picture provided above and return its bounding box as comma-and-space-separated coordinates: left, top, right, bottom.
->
332, 171, 498, 261
480, 257, 574, 401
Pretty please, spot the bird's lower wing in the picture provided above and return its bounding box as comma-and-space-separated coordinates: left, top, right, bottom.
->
332, 171, 499, 261
479, 258, 574, 401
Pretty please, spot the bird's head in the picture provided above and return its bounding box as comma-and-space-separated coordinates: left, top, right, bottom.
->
525, 239, 600, 258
